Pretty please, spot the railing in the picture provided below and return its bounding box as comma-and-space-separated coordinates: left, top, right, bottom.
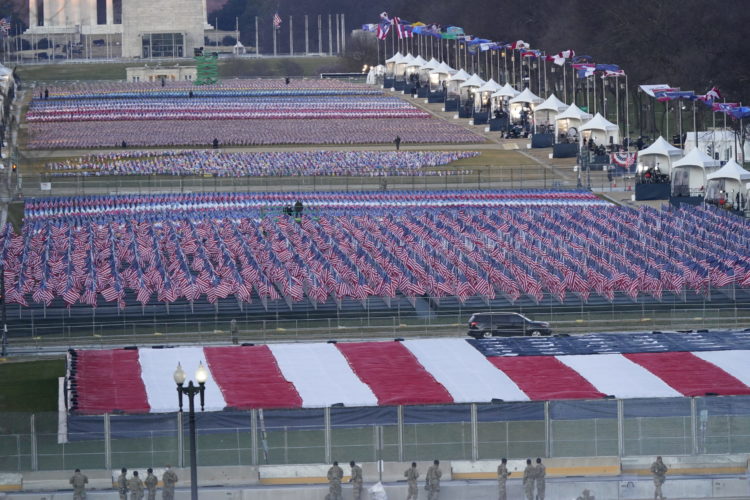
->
2, 396, 750, 471
4, 293, 749, 350
24, 168, 563, 198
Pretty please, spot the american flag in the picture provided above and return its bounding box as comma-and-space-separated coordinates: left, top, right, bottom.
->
0, 18, 10, 35
273, 12, 282, 30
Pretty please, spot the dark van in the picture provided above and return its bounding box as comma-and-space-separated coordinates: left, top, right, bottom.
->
467, 312, 551, 338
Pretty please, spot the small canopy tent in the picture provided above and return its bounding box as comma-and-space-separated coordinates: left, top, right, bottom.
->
706, 159, 750, 206
490, 83, 520, 114
385, 52, 404, 77
508, 87, 542, 122
429, 61, 456, 89
395, 53, 416, 80
534, 94, 567, 132
554, 103, 592, 143
579, 113, 620, 147
671, 148, 721, 196
473, 78, 502, 111
366, 65, 385, 85
445, 69, 471, 97
458, 73, 486, 105
636, 136, 683, 175
419, 58, 439, 84
406, 55, 428, 80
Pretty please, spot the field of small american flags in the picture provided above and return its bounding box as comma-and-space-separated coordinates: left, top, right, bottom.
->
3, 190, 749, 314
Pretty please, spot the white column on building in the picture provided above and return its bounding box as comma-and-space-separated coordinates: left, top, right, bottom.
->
106, 0, 113, 25
29, 0, 38, 28
42, 0, 52, 26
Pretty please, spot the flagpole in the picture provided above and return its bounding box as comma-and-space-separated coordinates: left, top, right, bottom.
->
693, 99, 698, 149
665, 100, 669, 142
625, 74, 630, 148
543, 55, 547, 96
563, 62, 567, 103
273, 19, 277, 56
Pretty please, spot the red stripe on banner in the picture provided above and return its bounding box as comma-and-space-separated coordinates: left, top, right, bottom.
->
75, 349, 150, 414
204, 346, 302, 408
624, 352, 750, 396
337, 341, 453, 405
488, 356, 606, 400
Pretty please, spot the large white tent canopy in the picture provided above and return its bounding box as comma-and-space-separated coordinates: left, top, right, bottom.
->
671, 148, 721, 196
706, 159, 750, 205
555, 103, 592, 141
534, 94, 568, 130
492, 83, 520, 99
637, 136, 684, 175
580, 113, 620, 146
508, 88, 543, 122
446, 69, 471, 95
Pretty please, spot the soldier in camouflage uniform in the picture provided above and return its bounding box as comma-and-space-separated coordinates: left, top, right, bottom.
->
497, 458, 510, 500
144, 468, 158, 500
161, 465, 178, 500
349, 460, 363, 500
425, 460, 442, 500
70, 468, 88, 500
117, 468, 129, 500
535, 458, 546, 500
128, 470, 144, 500
522, 459, 535, 500
327, 461, 344, 500
404, 462, 420, 500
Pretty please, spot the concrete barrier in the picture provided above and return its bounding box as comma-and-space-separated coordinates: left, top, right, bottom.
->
451, 457, 620, 480
2, 476, 748, 500
23, 470, 111, 492
0, 473, 21, 492
621, 454, 748, 476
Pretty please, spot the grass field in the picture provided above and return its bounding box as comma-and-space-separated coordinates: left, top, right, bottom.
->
15, 56, 343, 82
0, 358, 64, 413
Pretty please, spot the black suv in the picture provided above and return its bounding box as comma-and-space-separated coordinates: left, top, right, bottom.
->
467, 312, 551, 338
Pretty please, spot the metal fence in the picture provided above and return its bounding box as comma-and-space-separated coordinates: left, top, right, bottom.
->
23, 168, 569, 198
2, 396, 750, 472
5, 290, 750, 350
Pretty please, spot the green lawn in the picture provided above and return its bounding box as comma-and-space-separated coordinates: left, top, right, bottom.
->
0, 358, 65, 413
15, 56, 343, 82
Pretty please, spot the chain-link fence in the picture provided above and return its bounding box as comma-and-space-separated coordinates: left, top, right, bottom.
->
3, 396, 750, 472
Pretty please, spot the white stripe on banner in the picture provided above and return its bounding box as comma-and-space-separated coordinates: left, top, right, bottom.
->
268, 343, 378, 407
557, 354, 681, 399
693, 350, 750, 386
403, 339, 529, 403
139, 347, 227, 413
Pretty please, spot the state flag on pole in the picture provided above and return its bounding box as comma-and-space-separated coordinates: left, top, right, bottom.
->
273, 12, 282, 30
0, 18, 10, 35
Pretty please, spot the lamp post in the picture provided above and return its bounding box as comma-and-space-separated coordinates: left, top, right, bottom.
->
174, 362, 208, 500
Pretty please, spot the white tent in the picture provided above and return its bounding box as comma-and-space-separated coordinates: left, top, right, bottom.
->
636, 136, 684, 175
445, 69, 471, 96
580, 113, 620, 146
366, 65, 385, 85
471, 78, 500, 111
429, 62, 456, 89
671, 148, 721, 196
508, 88, 542, 122
490, 83, 520, 114
492, 83, 520, 99
406, 55, 427, 79
395, 53, 416, 79
385, 52, 404, 76
684, 130, 750, 163
554, 103, 592, 142
706, 159, 750, 205
419, 58, 439, 84
534, 94, 567, 131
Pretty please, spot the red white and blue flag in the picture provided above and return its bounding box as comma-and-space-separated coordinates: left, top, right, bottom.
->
0, 18, 10, 35
68, 339, 750, 414
273, 12, 282, 30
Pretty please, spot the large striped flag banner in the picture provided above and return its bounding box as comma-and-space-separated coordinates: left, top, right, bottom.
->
67, 332, 750, 414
